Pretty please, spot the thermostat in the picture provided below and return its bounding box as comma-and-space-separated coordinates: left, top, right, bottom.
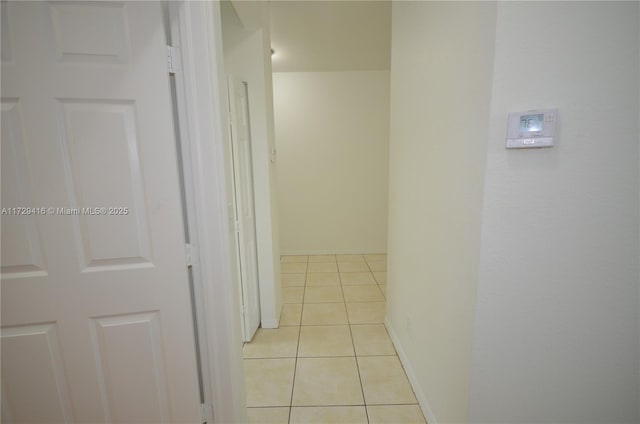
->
506, 108, 557, 149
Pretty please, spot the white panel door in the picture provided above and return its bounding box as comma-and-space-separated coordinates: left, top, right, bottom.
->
227, 78, 261, 342
1, 2, 201, 423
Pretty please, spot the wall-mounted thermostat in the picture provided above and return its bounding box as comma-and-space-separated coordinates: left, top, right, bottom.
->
506, 108, 557, 149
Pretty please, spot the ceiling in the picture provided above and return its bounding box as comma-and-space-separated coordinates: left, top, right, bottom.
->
269, 1, 391, 72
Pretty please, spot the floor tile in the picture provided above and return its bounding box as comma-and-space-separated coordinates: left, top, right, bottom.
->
308, 255, 336, 263
283, 287, 304, 303
247, 407, 290, 424
338, 262, 370, 272
302, 303, 348, 325
298, 325, 354, 357
373, 271, 387, 283
307, 262, 338, 273
367, 405, 426, 423
289, 406, 367, 423
346, 302, 386, 324
350, 325, 395, 356
282, 273, 306, 287
367, 261, 386, 272
280, 304, 302, 326
243, 327, 300, 358
303, 286, 344, 303
342, 285, 385, 302
306, 272, 340, 286
244, 358, 296, 407
281, 255, 309, 263
357, 356, 417, 405
336, 254, 365, 263
339, 272, 376, 285
281, 262, 307, 274
364, 254, 386, 262
244, 253, 423, 420
292, 357, 364, 406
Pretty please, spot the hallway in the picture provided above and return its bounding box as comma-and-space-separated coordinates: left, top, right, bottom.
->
243, 254, 426, 423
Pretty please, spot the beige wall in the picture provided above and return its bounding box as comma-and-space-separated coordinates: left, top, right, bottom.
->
387, 1, 640, 423
386, 2, 497, 422
273, 71, 389, 255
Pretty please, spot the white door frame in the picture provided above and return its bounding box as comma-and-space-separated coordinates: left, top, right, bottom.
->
168, 2, 247, 423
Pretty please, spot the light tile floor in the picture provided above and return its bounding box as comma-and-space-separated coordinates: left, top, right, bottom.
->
244, 254, 427, 424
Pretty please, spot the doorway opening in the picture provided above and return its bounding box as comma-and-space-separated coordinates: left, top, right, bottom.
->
216, 1, 425, 422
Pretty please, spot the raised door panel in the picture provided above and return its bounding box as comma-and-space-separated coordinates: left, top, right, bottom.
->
90, 312, 170, 423
1, 100, 47, 279
49, 2, 129, 64
58, 99, 152, 272
1, 323, 74, 423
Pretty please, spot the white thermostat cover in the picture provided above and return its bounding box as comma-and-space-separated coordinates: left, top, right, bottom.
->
506, 108, 557, 149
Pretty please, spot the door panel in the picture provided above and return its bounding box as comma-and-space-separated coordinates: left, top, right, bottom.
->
50, 2, 128, 64
89, 312, 170, 423
1, 100, 47, 279
228, 78, 261, 342
1, 2, 201, 422
59, 99, 152, 270
1, 323, 73, 423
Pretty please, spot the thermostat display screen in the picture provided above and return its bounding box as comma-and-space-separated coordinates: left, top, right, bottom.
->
506, 108, 557, 149
519, 114, 543, 133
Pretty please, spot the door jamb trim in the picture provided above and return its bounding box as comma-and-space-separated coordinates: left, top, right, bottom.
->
168, 2, 247, 423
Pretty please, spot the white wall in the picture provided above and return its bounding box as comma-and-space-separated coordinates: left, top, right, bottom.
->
274, 71, 389, 255
469, 2, 640, 423
386, 3, 497, 423
222, 2, 282, 328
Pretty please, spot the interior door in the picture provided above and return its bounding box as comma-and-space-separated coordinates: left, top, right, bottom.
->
1, 2, 201, 422
227, 77, 261, 342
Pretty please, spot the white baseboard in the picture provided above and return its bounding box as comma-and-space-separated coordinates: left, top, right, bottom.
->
261, 318, 279, 329
279, 250, 387, 256
385, 317, 438, 424
262, 304, 282, 329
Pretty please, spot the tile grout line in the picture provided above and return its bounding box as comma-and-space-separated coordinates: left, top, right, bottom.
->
365, 257, 426, 421
361, 254, 389, 421
338, 255, 371, 424
364, 256, 382, 296
287, 256, 308, 424
366, 257, 387, 306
